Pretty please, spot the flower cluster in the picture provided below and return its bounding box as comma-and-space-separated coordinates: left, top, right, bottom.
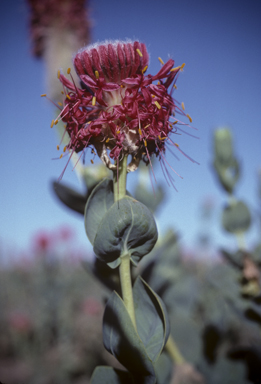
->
54, 40, 195, 175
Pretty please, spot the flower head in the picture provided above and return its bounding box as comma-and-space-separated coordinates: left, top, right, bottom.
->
53, 40, 197, 179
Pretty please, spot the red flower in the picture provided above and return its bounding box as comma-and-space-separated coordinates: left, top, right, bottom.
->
55, 40, 197, 180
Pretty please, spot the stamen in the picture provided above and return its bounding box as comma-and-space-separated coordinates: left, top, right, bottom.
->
116, 130, 120, 134
136, 49, 143, 57
180, 63, 186, 70
67, 68, 71, 75
41, 94, 46, 97
144, 124, 150, 129
63, 146, 67, 152
66, 94, 71, 100
50, 120, 54, 128
151, 95, 155, 98
158, 57, 164, 65
59, 154, 63, 159
154, 101, 161, 109
186, 114, 193, 123
174, 143, 179, 147
181, 102, 185, 111
106, 138, 110, 143
170, 66, 180, 72
92, 96, 96, 106
91, 159, 94, 164
61, 91, 64, 94
57, 145, 60, 150
54, 119, 59, 125
57, 70, 61, 79
142, 65, 148, 74
173, 121, 178, 125
173, 84, 177, 89
58, 102, 63, 106
138, 128, 142, 135
144, 139, 147, 147
95, 70, 99, 79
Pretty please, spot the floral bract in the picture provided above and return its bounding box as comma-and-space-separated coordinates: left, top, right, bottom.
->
55, 40, 195, 176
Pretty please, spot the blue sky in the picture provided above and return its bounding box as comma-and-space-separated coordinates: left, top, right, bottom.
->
1, 0, 261, 259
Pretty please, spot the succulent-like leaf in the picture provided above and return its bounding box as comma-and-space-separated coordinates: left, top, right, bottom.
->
84, 179, 115, 244
222, 201, 251, 234
103, 290, 156, 384
93, 196, 158, 267
91, 366, 134, 384
133, 277, 170, 362
52, 181, 87, 214
153, 352, 173, 384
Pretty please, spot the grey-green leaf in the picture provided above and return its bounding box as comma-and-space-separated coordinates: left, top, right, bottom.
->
91, 366, 134, 384
222, 200, 251, 234
103, 291, 156, 384
133, 277, 170, 362
93, 196, 158, 266
52, 181, 87, 214
84, 178, 115, 245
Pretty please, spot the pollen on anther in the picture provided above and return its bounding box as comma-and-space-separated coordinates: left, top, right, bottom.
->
66, 94, 71, 100
158, 57, 164, 65
58, 102, 63, 106
92, 96, 96, 106
50, 120, 54, 128
57, 70, 61, 79
174, 84, 177, 89
175, 143, 179, 147
106, 138, 110, 143
142, 66, 148, 74
91, 159, 94, 164
180, 63, 186, 70
63, 146, 67, 152
138, 128, 142, 135
57, 145, 60, 150
54, 119, 59, 125
116, 130, 120, 134
154, 101, 161, 109
41, 94, 46, 97
181, 102, 185, 111
186, 114, 193, 123
95, 70, 99, 79
170, 66, 180, 72
67, 68, 71, 75
59, 154, 63, 159
136, 49, 143, 57
144, 139, 147, 147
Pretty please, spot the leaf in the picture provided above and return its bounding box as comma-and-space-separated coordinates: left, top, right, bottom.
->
222, 200, 251, 234
84, 179, 115, 245
103, 290, 156, 384
153, 352, 173, 384
93, 196, 158, 267
91, 366, 134, 384
52, 181, 87, 214
133, 277, 170, 362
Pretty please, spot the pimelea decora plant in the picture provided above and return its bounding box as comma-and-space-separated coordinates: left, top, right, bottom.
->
47, 40, 198, 383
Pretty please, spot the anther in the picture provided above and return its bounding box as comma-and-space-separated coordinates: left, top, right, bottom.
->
173, 121, 178, 125
175, 143, 179, 147
186, 114, 192, 123
106, 138, 110, 143
180, 63, 186, 70
154, 101, 161, 109
92, 96, 96, 106
63, 146, 67, 152
54, 119, 59, 125
50, 120, 54, 128
67, 68, 71, 74
138, 128, 142, 135
57, 70, 61, 79
116, 130, 120, 134
57, 145, 60, 150
91, 159, 94, 164
142, 66, 148, 74
66, 94, 71, 100
170, 66, 180, 72
173, 84, 177, 89
59, 154, 63, 159
144, 139, 147, 147
158, 57, 164, 65
41, 94, 46, 97
181, 102, 185, 111
136, 49, 143, 57
58, 102, 63, 106
95, 70, 99, 79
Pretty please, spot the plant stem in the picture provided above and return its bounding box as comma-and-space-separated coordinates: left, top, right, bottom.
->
113, 155, 137, 331
165, 335, 185, 365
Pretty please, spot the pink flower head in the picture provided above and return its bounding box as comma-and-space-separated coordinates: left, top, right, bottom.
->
54, 40, 198, 181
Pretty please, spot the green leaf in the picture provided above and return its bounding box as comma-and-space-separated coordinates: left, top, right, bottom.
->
103, 291, 156, 384
91, 366, 134, 384
52, 181, 87, 214
93, 196, 158, 267
84, 178, 115, 245
153, 352, 173, 384
222, 200, 251, 234
133, 277, 170, 362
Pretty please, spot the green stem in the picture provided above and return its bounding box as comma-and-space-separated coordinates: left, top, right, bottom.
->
165, 335, 185, 365
113, 155, 137, 331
